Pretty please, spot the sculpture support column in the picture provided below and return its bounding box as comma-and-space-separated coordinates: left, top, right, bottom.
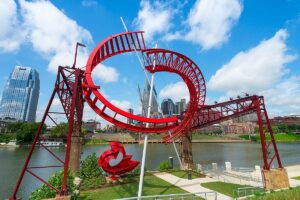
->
179, 131, 193, 170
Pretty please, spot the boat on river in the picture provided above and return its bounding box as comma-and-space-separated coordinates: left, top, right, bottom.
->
38, 140, 64, 147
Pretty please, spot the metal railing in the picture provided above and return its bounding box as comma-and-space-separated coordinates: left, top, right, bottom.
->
115, 191, 218, 200
233, 186, 265, 198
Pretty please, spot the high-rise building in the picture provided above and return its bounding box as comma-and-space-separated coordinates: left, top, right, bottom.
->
161, 98, 175, 116
175, 98, 187, 115
141, 78, 159, 116
0, 66, 40, 122
127, 108, 134, 124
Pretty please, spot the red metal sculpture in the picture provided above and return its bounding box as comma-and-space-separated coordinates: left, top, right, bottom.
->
98, 141, 139, 180
10, 30, 284, 199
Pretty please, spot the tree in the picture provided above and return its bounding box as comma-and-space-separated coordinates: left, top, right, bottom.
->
50, 123, 69, 138
16, 123, 45, 144
6, 122, 23, 133
277, 124, 290, 133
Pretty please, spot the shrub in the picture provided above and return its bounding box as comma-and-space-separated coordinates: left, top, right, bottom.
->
29, 170, 76, 200
79, 153, 103, 179
0, 134, 15, 143
79, 153, 106, 190
159, 160, 170, 171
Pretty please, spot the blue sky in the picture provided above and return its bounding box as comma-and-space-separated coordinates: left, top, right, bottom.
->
1, 0, 300, 124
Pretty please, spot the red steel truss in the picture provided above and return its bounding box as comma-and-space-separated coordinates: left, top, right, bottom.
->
164, 95, 282, 170
9, 66, 87, 199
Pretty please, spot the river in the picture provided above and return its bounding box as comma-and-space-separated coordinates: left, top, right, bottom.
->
1, 142, 300, 199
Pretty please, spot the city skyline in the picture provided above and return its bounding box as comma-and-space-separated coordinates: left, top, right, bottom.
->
0, 66, 40, 122
0, 0, 300, 126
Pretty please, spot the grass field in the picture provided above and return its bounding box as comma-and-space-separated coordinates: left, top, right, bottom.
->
248, 187, 300, 200
292, 176, 300, 180
201, 182, 261, 197
239, 133, 300, 142
168, 170, 205, 179
79, 174, 189, 200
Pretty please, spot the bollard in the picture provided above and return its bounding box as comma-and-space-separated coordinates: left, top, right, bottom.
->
188, 171, 192, 180
225, 161, 232, 171
169, 156, 173, 169
197, 164, 202, 172
212, 163, 218, 171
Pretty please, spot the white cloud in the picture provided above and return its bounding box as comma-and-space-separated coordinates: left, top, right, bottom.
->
133, 0, 174, 41
261, 76, 300, 116
159, 81, 189, 102
19, 0, 92, 73
208, 29, 296, 96
110, 100, 132, 110
185, 0, 242, 50
0, 0, 25, 52
92, 64, 119, 83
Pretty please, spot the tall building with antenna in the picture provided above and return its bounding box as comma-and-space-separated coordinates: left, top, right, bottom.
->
0, 66, 40, 122
139, 78, 159, 117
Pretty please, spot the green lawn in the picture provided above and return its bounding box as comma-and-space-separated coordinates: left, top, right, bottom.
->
168, 170, 205, 179
201, 182, 262, 198
79, 174, 189, 200
248, 186, 300, 200
292, 176, 300, 180
240, 133, 300, 142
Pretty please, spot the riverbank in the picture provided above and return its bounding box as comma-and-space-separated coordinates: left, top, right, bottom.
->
1, 142, 300, 199
86, 133, 249, 145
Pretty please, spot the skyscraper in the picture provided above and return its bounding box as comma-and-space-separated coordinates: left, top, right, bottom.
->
0, 66, 40, 122
161, 98, 175, 116
174, 98, 187, 115
141, 78, 158, 116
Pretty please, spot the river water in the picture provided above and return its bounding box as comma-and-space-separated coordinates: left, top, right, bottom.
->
1, 142, 300, 199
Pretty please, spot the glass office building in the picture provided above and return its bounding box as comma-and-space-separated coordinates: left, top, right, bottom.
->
0, 66, 40, 122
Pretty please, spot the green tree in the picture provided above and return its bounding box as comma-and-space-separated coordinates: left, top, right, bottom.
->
50, 123, 69, 138
79, 153, 106, 190
277, 124, 290, 133
16, 123, 45, 144
6, 122, 23, 133
272, 125, 280, 133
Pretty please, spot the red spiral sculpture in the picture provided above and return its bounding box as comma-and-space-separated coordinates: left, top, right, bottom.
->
98, 141, 139, 180
83, 31, 206, 142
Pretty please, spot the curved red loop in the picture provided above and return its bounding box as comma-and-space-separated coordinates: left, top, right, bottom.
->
84, 31, 206, 140
98, 141, 139, 179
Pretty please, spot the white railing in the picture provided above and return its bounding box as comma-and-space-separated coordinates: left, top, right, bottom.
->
233, 186, 265, 198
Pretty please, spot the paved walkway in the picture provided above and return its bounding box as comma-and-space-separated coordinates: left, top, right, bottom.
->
154, 172, 232, 200
286, 165, 300, 187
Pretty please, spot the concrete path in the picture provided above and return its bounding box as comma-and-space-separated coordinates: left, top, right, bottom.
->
154, 172, 232, 200
286, 165, 300, 187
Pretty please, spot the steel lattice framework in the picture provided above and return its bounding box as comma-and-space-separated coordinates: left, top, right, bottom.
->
10, 31, 283, 199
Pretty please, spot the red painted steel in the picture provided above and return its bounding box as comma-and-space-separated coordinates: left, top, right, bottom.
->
83, 31, 179, 133
9, 66, 86, 199
98, 141, 139, 180
10, 31, 284, 198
